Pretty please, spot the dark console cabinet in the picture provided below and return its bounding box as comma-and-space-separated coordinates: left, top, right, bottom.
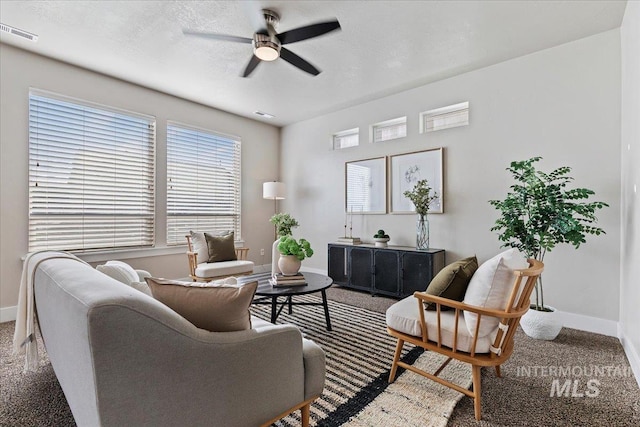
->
328, 243, 445, 298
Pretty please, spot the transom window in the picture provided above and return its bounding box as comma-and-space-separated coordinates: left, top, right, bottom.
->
28, 90, 156, 252
166, 122, 242, 245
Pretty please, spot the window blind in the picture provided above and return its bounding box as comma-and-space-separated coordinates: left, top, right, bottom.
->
372, 117, 407, 143
167, 123, 241, 245
421, 102, 469, 133
28, 91, 155, 252
332, 128, 359, 150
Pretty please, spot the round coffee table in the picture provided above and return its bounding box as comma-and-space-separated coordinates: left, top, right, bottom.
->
238, 272, 333, 331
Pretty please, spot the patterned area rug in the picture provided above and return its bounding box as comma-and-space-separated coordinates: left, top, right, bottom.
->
251, 294, 472, 426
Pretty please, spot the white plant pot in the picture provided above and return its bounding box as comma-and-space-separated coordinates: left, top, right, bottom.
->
373, 237, 390, 247
520, 305, 563, 340
278, 254, 301, 276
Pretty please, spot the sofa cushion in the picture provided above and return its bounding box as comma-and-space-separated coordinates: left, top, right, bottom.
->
423, 255, 478, 310
145, 277, 257, 332
463, 248, 529, 337
189, 230, 209, 264
205, 232, 237, 263
97, 261, 152, 296
386, 295, 496, 353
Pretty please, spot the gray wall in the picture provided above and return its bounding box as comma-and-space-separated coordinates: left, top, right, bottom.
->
620, 1, 640, 377
280, 30, 621, 322
0, 45, 280, 312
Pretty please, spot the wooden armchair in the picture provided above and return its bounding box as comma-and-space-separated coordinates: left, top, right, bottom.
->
186, 234, 253, 282
386, 258, 543, 421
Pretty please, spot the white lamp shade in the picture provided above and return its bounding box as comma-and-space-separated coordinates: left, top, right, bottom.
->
263, 181, 285, 200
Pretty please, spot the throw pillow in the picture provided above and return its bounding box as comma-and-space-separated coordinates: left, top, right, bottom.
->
189, 230, 209, 264
205, 232, 237, 263
463, 248, 529, 337
423, 256, 478, 310
97, 261, 152, 296
145, 277, 257, 332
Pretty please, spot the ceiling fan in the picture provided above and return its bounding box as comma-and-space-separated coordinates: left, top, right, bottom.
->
183, 8, 341, 77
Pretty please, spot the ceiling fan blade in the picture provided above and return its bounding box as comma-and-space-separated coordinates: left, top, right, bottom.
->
278, 20, 341, 45
279, 47, 320, 76
183, 30, 252, 44
242, 55, 261, 77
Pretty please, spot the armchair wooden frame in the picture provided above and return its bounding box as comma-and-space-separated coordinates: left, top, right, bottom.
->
387, 259, 544, 421
185, 234, 250, 282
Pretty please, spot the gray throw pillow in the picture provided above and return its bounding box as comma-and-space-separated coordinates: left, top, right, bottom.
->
423, 255, 478, 311
204, 232, 237, 263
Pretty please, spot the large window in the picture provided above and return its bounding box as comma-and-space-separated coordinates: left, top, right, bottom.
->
166, 122, 241, 245
28, 90, 156, 252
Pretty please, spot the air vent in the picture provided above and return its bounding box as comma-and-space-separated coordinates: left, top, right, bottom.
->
254, 111, 275, 119
0, 23, 38, 42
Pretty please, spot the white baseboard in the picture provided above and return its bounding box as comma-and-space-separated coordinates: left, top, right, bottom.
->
0, 306, 17, 323
555, 310, 618, 337
619, 327, 640, 388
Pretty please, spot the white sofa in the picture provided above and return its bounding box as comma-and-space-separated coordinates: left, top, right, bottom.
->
31, 252, 325, 426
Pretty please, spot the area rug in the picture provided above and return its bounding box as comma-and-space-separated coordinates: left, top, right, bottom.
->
251, 294, 472, 427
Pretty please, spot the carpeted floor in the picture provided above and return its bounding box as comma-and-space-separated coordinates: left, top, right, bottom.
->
2, 285, 640, 426
327, 286, 640, 426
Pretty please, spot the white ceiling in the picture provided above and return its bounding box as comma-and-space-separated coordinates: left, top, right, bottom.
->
0, 1, 627, 127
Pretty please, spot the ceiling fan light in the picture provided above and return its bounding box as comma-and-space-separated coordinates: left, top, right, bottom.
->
255, 46, 279, 61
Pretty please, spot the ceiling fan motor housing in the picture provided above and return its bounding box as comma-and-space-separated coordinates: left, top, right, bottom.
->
254, 9, 281, 61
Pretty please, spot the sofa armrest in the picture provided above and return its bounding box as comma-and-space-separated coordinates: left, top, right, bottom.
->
302, 338, 326, 400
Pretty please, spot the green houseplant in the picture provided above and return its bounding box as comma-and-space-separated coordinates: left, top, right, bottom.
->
489, 157, 608, 338
270, 213, 299, 238
277, 236, 314, 276
403, 179, 438, 250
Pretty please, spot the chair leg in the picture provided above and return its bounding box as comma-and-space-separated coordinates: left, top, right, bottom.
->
389, 338, 404, 383
472, 365, 482, 421
301, 403, 310, 427
495, 364, 502, 378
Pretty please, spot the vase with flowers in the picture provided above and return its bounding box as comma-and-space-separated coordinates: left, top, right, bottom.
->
403, 179, 438, 250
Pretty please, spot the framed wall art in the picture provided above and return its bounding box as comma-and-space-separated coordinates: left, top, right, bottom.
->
389, 147, 443, 214
345, 157, 387, 214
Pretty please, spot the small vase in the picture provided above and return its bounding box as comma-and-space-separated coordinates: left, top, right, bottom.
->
278, 254, 302, 276
416, 215, 429, 250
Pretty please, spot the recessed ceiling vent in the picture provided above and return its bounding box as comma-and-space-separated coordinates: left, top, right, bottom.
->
0, 23, 38, 42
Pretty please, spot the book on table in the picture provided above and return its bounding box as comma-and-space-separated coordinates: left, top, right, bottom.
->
270, 273, 307, 287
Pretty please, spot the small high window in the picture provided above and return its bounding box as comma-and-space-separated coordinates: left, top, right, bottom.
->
332, 128, 359, 150
420, 102, 469, 133
371, 117, 407, 143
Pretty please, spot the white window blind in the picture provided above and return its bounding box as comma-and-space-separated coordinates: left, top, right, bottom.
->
421, 102, 469, 133
371, 117, 407, 143
167, 123, 241, 245
28, 91, 155, 252
332, 128, 359, 150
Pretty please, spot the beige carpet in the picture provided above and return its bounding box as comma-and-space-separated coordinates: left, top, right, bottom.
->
344, 353, 471, 427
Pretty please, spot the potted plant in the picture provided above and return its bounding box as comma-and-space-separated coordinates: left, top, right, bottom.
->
277, 236, 314, 276
489, 157, 608, 339
270, 213, 299, 238
373, 229, 390, 247
403, 179, 438, 250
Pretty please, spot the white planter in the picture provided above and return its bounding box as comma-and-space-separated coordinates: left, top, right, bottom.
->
374, 237, 390, 247
520, 305, 563, 340
278, 254, 301, 276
